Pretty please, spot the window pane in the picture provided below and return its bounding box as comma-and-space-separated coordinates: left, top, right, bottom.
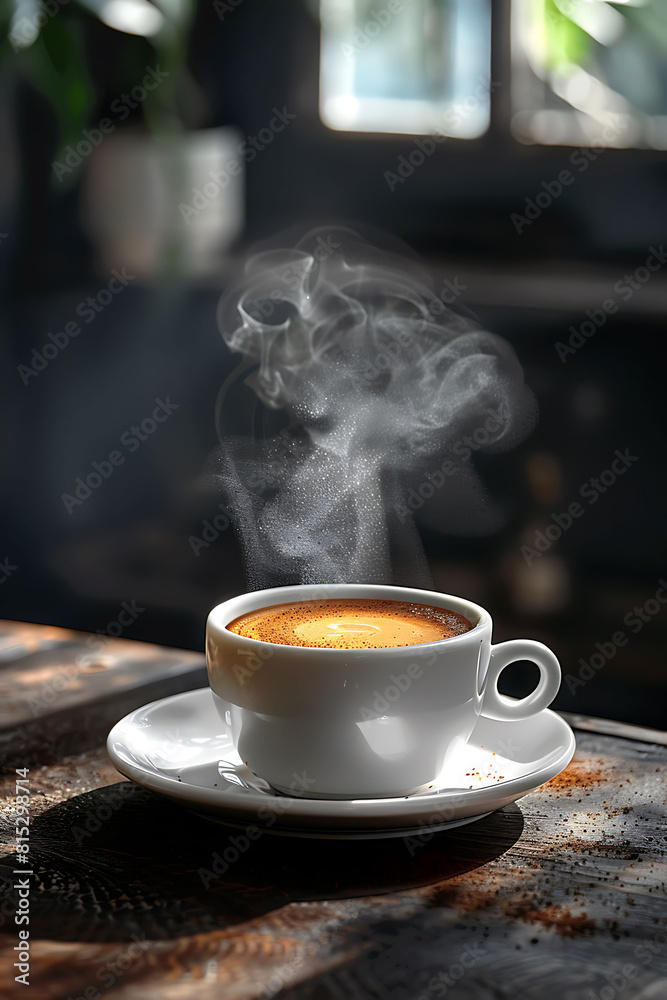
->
320, 0, 492, 137
512, 0, 667, 148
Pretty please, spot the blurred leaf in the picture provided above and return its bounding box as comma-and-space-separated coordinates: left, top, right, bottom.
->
39, 16, 95, 142
543, 0, 592, 70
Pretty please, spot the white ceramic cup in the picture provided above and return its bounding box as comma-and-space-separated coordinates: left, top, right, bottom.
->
206, 583, 561, 799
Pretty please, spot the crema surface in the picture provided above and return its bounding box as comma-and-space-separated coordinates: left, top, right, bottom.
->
227, 599, 473, 649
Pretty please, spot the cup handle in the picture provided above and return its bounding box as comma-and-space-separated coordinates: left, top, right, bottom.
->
481, 640, 561, 721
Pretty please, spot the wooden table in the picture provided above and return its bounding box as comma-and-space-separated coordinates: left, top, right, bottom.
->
1, 620, 665, 1000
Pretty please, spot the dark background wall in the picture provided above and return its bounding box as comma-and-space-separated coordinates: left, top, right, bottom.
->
1, 0, 665, 727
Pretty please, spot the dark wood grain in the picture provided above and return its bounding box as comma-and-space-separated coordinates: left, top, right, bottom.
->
0, 619, 206, 767
0, 622, 665, 1000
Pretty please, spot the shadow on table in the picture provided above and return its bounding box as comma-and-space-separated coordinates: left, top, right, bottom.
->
0, 782, 523, 942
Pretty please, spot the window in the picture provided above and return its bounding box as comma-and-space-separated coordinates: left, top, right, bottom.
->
319, 0, 667, 149
319, 0, 492, 137
512, 0, 667, 148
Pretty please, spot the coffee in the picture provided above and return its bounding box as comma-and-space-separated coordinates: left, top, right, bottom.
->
227, 598, 473, 649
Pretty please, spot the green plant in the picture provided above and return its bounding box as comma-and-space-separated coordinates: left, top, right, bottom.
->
0, 0, 198, 169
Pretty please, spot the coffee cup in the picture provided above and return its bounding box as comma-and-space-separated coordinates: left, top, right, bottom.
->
206, 583, 561, 799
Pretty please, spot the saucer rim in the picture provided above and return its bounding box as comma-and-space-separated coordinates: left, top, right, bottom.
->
107, 687, 576, 824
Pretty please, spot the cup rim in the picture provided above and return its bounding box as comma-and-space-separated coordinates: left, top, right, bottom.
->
207, 583, 490, 656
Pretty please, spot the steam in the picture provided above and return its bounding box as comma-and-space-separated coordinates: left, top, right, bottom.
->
214, 227, 536, 589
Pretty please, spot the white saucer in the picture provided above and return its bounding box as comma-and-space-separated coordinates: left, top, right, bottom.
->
107, 688, 575, 840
